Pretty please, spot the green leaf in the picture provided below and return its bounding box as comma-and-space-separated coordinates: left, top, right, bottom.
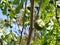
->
13, 0, 20, 4
2, 5, 7, 15
15, 0, 25, 14
10, 11, 14, 19
44, 16, 51, 24
0, 4, 3, 8
15, 3, 23, 14
57, 8, 60, 16
35, 0, 40, 3
41, 0, 50, 10
5, 35, 9, 39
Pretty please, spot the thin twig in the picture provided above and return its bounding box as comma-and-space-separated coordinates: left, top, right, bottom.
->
35, 0, 43, 20
19, 0, 27, 45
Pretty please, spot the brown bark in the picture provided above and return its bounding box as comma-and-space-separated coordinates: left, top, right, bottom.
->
26, 0, 43, 45
26, 0, 34, 45
35, 0, 43, 20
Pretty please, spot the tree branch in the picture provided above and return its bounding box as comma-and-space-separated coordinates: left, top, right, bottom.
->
26, 0, 34, 45
35, 0, 43, 20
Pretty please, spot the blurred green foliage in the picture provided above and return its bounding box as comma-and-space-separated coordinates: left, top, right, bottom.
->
0, 0, 60, 45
